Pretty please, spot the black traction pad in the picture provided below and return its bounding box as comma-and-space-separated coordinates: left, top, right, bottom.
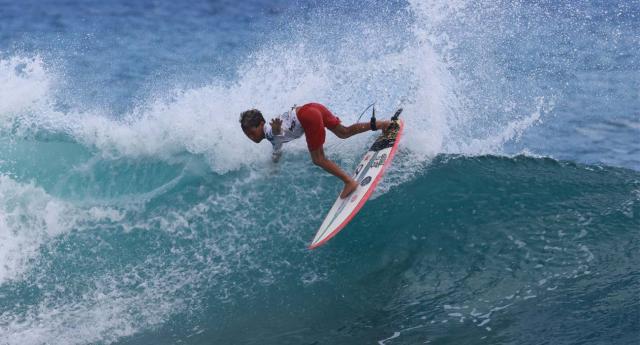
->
369, 116, 401, 152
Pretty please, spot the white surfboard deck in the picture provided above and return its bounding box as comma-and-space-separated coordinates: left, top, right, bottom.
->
309, 118, 404, 249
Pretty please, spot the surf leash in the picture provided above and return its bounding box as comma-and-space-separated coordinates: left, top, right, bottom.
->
356, 101, 376, 123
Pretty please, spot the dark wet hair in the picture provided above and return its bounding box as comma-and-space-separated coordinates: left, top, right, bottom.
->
239, 109, 265, 129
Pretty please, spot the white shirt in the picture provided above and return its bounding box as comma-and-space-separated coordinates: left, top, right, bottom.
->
263, 107, 304, 157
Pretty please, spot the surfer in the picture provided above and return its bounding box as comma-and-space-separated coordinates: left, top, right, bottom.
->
240, 103, 391, 198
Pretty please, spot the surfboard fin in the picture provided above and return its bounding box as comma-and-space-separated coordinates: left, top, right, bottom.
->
391, 108, 403, 121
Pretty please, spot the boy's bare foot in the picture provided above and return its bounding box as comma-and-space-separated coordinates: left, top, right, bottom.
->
340, 179, 359, 199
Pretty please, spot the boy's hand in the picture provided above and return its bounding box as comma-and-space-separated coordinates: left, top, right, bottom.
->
270, 118, 283, 135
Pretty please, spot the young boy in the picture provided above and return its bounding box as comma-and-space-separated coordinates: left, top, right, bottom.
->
240, 103, 390, 199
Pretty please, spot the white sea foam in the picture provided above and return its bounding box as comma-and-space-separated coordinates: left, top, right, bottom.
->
0, 55, 52, 120
0, 0, 548, 177
0, 172, 256, 345
0, 175, 123, 283
0, 261, 197, 345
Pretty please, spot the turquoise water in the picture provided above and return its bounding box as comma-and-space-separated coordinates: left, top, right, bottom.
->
1, 0, 639, 344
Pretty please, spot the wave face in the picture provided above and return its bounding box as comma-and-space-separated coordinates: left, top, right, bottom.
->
0, 155, 638, 345
1, 0, 638, 344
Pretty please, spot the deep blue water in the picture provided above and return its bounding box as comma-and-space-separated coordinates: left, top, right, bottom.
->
0, 1, 638, 344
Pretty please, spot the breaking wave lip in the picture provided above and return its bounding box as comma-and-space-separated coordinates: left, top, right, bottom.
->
1, 1, 556, 178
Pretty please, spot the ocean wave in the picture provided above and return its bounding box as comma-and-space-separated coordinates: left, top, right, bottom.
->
1, 154, 637, 344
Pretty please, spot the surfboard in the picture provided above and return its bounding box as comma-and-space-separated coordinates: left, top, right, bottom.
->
309, 110, 404, 249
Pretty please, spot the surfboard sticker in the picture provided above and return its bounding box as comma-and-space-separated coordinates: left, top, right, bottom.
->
309, 118, 404, 249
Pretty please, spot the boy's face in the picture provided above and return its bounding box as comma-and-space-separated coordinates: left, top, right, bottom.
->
242, 121, 264, 143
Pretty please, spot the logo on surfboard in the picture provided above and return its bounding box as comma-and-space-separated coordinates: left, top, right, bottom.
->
371, 154, 387, 168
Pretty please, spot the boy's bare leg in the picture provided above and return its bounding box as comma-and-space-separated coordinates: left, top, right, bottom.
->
309, 147, 359, 198
330, 120, 391, 139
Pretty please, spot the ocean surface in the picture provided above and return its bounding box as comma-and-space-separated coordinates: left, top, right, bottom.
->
0, 0, 639, 344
